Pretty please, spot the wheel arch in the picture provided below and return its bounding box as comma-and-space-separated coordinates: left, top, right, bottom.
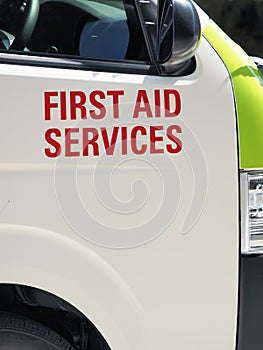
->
0, 224, 146, 350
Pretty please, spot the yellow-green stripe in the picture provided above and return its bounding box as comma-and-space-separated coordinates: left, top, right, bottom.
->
204, 21, 263, 169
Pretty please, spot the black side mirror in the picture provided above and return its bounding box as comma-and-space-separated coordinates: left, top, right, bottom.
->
157, 0, 201, 74
136, 0, 201, 75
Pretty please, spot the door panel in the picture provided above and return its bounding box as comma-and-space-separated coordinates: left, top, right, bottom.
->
0, 36, 238, 350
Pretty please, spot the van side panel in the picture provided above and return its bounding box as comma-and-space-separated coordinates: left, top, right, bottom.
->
0, 35, 238, 349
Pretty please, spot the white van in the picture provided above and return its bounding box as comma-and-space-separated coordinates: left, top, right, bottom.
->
0, 0, 262, 349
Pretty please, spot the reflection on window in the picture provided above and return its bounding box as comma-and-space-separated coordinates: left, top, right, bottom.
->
0, 0, 149, 62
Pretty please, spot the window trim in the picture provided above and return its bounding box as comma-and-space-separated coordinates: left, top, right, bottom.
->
0, 51, 157, 75
0, 0, 155, 75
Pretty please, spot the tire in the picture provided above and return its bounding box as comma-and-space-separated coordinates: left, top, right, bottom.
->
0, 312, 76, 349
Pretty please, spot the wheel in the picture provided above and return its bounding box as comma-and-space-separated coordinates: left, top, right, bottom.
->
0, 312, 76, 349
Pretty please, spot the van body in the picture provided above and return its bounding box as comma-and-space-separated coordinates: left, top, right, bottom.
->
0, 0, 262, 349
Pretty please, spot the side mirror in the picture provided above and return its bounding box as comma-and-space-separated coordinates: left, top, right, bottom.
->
136, 0, 201, 75
158, 0, 201, 74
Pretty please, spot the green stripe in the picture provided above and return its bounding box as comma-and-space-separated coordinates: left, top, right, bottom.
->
203, 21, 263, 169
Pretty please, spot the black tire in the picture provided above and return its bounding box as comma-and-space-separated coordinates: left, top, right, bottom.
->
0, 312, 76, 349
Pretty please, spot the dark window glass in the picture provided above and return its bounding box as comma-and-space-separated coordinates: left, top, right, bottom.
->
0, 0, 149, 62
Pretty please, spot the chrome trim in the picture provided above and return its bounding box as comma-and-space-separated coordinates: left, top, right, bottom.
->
240, 168, 263, 172
240, 169, 263, 254
240, 172, 249, 253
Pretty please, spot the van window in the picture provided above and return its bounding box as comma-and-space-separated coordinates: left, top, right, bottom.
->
0, 0, 149, 62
